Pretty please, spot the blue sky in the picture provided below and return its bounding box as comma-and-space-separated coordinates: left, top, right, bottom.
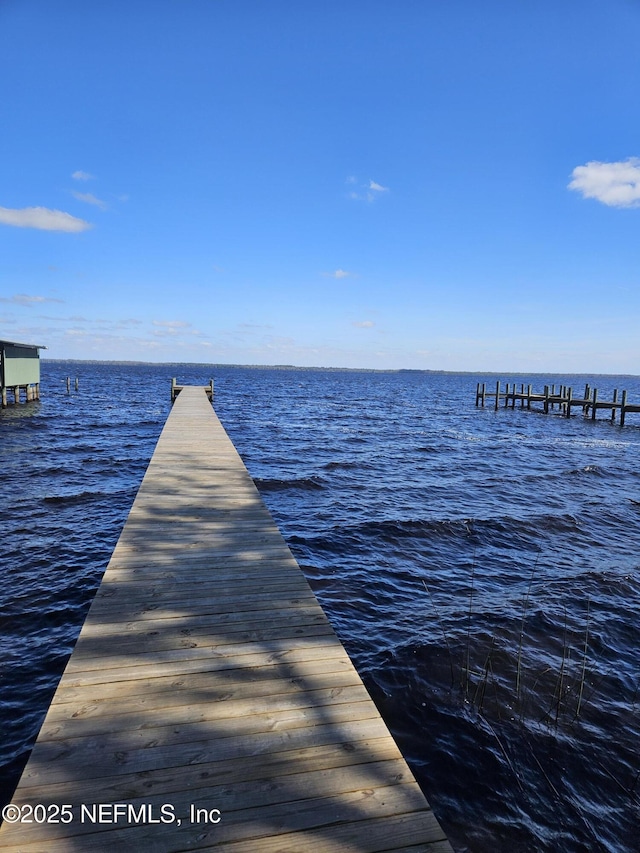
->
1, 0, 640, 371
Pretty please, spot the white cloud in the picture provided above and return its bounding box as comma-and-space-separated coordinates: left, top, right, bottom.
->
72, 191, 108, 210
346, 177, 390, 203
0, 205, 92, 232
353, 320, 375, 328
324, 269, 352, 279
0, 294, 64, 306
568, 158, 640, 208
152, 320, 193, 337
152, 320, 191, 328
72, 170, 94, 181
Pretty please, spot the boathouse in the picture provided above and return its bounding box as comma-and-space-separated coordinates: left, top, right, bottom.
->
0, 339, 46, 406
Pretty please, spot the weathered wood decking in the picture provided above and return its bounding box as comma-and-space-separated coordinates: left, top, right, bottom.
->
476, 380, 640, 425
0, 387, 452, 852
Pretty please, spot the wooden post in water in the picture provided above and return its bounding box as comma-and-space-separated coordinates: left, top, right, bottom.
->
591, 388, 598, 420
611, 389, 618, 423
544, 385, 549, 414
583, 384, 590, 414
495, 380, 500, 411
66, 376, 70, 394
565, 387, 572, 417
527, 384, 532, 409
621, 390, 628, 427
75, 377, 79, 391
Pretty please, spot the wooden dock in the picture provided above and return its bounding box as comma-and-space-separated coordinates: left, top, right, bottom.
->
0, 386, 452, 853
476, 380, 640, 426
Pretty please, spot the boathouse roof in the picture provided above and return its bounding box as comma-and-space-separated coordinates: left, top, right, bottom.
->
0, 339, 47, 350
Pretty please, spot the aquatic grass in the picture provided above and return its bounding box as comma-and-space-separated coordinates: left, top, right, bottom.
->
482, 715, 524, 793
463, 555, 476, 698
421, 579, 456, 688
516, 554, 539, 713
472, 637, 497, 716
422, 562, 600, 732
574, 596, 590, 720
548, 605, 569, 728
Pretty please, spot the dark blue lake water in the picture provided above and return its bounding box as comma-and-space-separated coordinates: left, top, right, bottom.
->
2, 361, 640, 852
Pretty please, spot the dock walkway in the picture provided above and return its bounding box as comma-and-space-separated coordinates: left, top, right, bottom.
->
0, 386, 452, 852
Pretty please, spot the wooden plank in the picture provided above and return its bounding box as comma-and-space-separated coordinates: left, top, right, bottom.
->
10, 754, 414, 814
36, 693, 381, 742
16, 717, 398, 787
0, 386, 453, 853
2, 810, 449, 853
47, 658, 364, 706
42, 680, 371, 728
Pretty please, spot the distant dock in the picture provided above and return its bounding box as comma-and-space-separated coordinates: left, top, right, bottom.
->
0, 384, 452, 852
171, 377, 214, 403
476, 380, 640, 426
